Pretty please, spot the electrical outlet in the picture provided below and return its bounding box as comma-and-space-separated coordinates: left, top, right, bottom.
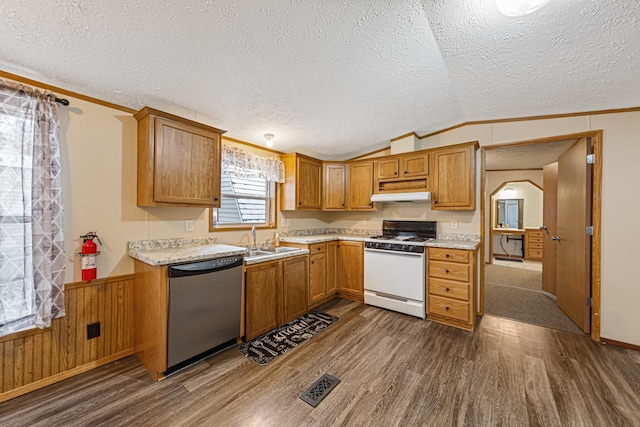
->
87, 322, 101, 340
185, 220, 194, 232
280, 217, 286, 227
286, 219, 291, 226
451, 219, 458, 229
362, 217, 368, 226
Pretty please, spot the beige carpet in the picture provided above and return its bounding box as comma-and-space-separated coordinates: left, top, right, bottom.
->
484, 264, 584, 334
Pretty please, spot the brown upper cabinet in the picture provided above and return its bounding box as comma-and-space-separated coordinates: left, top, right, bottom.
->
135, 107, 224, 207
322, 163, 347, 211
348, 161, 376, 210
280, 153, 322, 210
431, 142, 478, 210
374, 151, 430, 194
376, 152, 429, 180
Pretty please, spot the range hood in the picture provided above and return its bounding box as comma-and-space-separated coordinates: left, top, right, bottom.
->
370, 191, 431, 203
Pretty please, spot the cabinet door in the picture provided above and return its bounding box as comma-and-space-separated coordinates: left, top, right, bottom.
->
326, 241, 338, 295
245, 261, 281, 340
297, 157, 322, 209
309, 252, 327, 304
432, 145, 475, 210
323, 163, 347, 210
376, 158, 399, 180
283, 256, 309, 323
154, 118, 221, 206
400, 153, 429, 177
338, 241, 364, 298
348, 162, 375, 210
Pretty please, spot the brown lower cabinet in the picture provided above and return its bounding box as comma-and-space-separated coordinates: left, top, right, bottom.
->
244, 255, 309, 341
282, 240, 364, 306
426, 247, 477, 331
337, 241, 364, 301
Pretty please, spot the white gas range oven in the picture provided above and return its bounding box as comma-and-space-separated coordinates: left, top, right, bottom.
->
363, 220, 436, 318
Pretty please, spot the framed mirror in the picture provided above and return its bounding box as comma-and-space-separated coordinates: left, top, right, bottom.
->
495, 198, 524, 229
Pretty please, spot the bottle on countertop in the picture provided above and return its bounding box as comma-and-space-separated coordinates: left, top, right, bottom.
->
274, 232, 280, 247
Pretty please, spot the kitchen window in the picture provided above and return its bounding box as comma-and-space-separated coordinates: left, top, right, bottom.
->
209, 144, 283, 231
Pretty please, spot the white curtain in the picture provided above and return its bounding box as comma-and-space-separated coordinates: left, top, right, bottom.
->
0, 79, 66, 337
221, 144, 285, 183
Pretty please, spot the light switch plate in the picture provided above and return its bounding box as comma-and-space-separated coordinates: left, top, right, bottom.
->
451, 219, 458, 229
185, 220, 194, 232
286, 219, 291, 226
362, 217, 368, 226
281, 217, 286, 227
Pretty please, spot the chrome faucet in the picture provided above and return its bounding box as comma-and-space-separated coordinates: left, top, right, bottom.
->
251, 226, 257, 250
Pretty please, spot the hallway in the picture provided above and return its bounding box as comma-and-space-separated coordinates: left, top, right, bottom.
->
484, 262, 583, 334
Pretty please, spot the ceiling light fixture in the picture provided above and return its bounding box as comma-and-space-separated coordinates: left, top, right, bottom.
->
263, 133, 275, 148
495, 0, 550, 17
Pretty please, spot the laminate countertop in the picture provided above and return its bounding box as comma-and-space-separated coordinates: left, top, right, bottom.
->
280, 234, 480, 251
128, 237, 246, 266
128, 236, 310, 266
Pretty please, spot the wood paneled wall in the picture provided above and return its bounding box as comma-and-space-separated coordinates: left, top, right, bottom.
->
0, 274, 135, 403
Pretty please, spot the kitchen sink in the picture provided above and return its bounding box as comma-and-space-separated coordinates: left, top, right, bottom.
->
244, 246, 302, 260
246, 250, 272, 257
261, 246, 299, 253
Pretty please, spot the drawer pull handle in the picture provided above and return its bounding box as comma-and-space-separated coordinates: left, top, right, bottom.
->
445, 307, 450, 311
445, 254, 450, 258
445, 269, 450, 273
311, 261, 315, 264
445, 287, 450, 291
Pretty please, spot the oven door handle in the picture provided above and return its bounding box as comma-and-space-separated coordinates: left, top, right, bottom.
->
364, 248, 424, 257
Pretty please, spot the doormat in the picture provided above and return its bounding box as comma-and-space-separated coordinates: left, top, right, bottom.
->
495, 256, 524, 262
299, 373, 341, 407
238, 312, 338, 365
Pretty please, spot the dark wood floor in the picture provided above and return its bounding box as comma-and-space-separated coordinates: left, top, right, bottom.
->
1, 299, 639, 426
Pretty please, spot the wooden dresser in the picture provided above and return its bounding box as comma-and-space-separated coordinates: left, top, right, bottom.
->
525, 228, 544, 261
427, 247, 477, 331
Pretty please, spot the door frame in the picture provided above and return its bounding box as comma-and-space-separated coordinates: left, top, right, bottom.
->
479, 130, 603, 340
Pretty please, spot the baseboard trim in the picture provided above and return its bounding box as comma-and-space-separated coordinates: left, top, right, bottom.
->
601, 337, 640, 352
0, 349, 134, 404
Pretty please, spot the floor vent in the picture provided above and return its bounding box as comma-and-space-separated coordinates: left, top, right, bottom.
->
299, 373, 341, 407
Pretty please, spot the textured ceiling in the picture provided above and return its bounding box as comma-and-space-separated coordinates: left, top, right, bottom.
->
485, 138, 577, 170
1, 1, 638, 159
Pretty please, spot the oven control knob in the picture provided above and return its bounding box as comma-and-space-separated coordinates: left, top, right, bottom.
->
402, 245, 409, 251
375, 242, 382, 249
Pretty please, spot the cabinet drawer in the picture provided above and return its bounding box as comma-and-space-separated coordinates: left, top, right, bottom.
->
528, 231, 544, 238
428, 260, 470, 282
428, 248, 469, 263
529, 248, 543, 258
528, 242, 543, 249
428, 295, 469, 322
528, 237, 543, 244
309, 242, 327, 254
429, 278, 469, 301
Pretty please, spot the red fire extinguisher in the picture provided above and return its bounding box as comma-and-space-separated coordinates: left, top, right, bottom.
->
79, 232, 102, 281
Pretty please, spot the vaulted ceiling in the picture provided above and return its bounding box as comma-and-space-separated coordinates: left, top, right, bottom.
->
1, 1, 638, 159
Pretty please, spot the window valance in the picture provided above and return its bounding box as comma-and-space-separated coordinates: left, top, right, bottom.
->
221, 144, 285, 183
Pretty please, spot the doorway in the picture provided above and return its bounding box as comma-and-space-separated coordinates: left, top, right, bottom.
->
479, 131, 603, 339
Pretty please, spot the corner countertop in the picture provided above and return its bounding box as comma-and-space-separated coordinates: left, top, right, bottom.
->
128, 237, 246, 266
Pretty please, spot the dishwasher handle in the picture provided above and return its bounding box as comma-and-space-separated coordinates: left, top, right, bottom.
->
169, 256, 243, 278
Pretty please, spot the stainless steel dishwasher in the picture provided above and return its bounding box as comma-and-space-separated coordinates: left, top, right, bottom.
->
166, 255, 243, 374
